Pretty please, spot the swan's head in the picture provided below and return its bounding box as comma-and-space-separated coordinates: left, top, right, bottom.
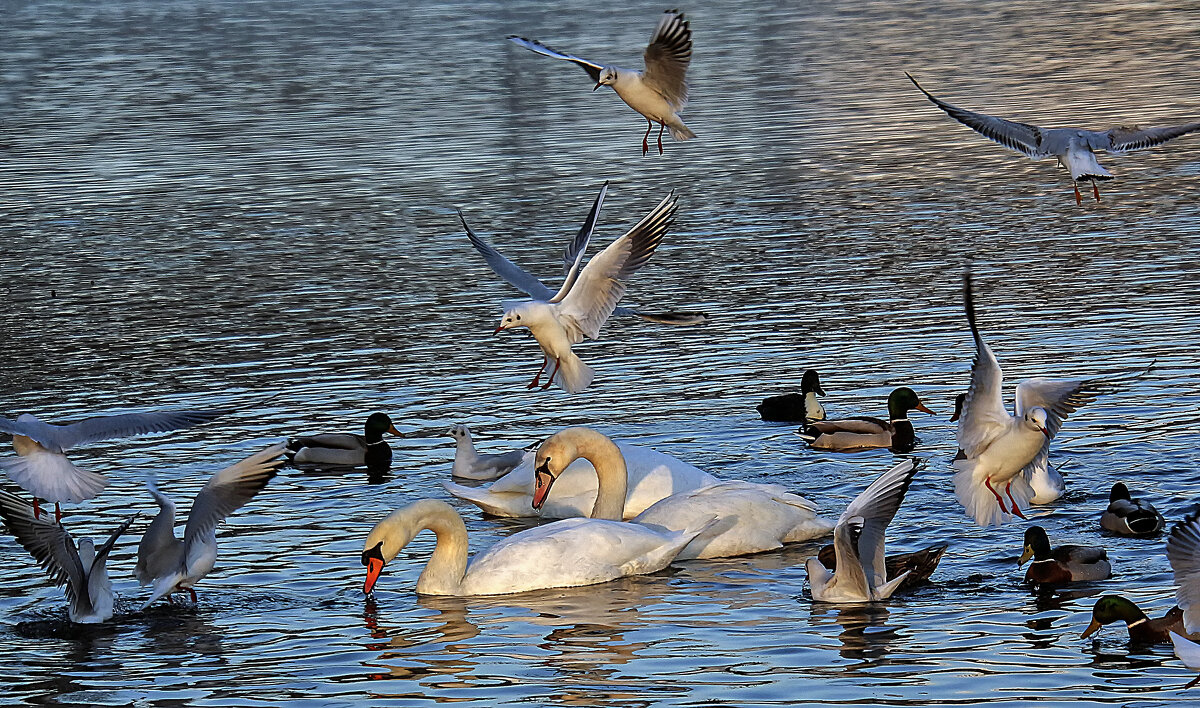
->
361, 501, 441, 593
595, 67, 618, 91
531, 434, 581, 510
448, 424, 470, 442
801, 369, 825, 397
949, 393, 967, 422
1023, 407, 1050, 438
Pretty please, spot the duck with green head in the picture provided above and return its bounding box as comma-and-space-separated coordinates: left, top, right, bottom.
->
798, 387, 934, 453
1082, 595, 1200, 643
286, 412, 402, 468
1018, 525, 1111, 587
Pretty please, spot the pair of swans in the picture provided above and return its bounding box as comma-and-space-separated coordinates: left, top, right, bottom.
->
365, 428, 834, 596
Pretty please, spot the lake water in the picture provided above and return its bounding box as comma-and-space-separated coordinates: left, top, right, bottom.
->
2, 0, 1200, 705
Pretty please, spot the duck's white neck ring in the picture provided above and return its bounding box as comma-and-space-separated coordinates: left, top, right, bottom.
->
890, 418, 910, 424
366, 439, 388, 447
1127, 618, 1148, 628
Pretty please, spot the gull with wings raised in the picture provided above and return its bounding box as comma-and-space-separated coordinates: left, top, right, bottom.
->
953, 272, 1113, 526
508, 10, 695, 155
491, 190, 678, 394
907, 73, 1200, 204
460, 182, 707, 327
0, 408, 227, 521
0, 490, 137, 624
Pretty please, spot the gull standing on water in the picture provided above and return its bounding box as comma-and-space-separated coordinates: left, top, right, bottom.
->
460, 182, 707, 326
492, 190, 678, 394
136, 443, 285, 606
0, 490, 137, 624
0, 408, 227, 521
953, 272, 1111, 526
907, 73, 1200, 204
508, 10, 695, 155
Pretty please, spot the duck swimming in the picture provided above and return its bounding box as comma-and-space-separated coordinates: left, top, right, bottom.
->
1100, 482, 1164, 537
757, 369, 826, 423
1018, 525, 1111, 587
798, 387, 933, 453
285, 413, 401, 468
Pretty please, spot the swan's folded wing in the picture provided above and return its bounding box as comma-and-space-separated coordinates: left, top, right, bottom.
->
0, 490, 88, 608
182, 443, 284, 550
460, 210, 556, 301
555, 192, 676, 341
642, 11, 691, 110
29, 409, 229, 450
1014, 377, 1103, 439
506, 35, 603, 84
1168, 513, 1200, 633
958, 273, 1012, 457
1097, 123, 1200, 153
907, 74, 1048, 158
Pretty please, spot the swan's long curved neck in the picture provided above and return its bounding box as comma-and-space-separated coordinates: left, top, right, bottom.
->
569, 429, 629, 521
373, 500, 471, 595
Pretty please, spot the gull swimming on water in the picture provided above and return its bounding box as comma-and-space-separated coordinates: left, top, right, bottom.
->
459, 182, 707, 326
508, 10, 695, 155
0, 408, 227, 521
907, 73, 1200, 204
953, 272, 1112, 526
492, 190, 678, 394
136, 443, 285, 607
0, 490, 137, 624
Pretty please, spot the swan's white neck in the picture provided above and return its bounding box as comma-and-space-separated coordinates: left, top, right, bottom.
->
559, 429, 629, 521
371, 500, 470, 595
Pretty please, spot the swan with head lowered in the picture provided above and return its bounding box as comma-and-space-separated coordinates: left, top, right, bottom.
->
531, 427, 834, 559
360, 497, 712, 597
443, 434, 719, 519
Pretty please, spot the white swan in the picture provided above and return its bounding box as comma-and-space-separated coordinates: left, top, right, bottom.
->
805, 459, 920, 603
0, 490, 137, 623
531, 427, 834, 559
442, 437, 718, 519
361, 498, 712, 596
448, 424, 526, 481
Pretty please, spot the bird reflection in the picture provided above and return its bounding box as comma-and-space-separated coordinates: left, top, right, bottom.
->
359, 595, 480, 683
809, 604, 897, 665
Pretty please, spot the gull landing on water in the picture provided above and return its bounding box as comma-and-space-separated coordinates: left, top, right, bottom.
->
508, 10, 695, 156
907, 73, 1200, 204
492, 191, 678, 394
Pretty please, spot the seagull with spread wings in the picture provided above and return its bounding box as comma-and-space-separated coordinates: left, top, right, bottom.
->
492, 191, 678, 394
0, 408, 228, 521
1167, 513, 1200, 672
459, 182, 707, 327
805, 459, 921, 603
953, 272, 1113, 526
0, 490, 137, 624
136, 443, 284, 607
907, 73, 1200, 204
508, 10, 695, 155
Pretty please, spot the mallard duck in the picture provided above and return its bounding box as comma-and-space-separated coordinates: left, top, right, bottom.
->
757, 370, 827, 422
448, 424, 525, 481
1082, 595, 1199, 643
1018, 525, 1111, 586
816, 542, 948, 593
285, 413, 401, 468
1100, 482, 1164, 536
798, 387, 933, 453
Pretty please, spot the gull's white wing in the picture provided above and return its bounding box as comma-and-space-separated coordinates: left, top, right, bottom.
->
1095, 122, 1200, 153
1167, 513, 1200, 633
1014, 377, 1103, 439
182, 443, 285, 553
908, 74, 1050, 158
459, 210, 556, 301
642, 11, 691, 110
549, 182, 608, 301
0, 489, 88, 610
506, 35, 603, 84
839, 459, 919, 590
957, 273, 1013, 457
1, 409, 227, 452
553, 192, 677, 342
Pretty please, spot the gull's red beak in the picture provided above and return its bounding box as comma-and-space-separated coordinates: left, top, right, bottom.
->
493, 326, 505, 335
1041, 427, 1051, 439
593, 82, 601, 91
364, 557, 385, 594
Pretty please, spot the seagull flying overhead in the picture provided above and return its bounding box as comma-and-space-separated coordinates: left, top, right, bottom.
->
508, 10, 695, 156
0, 408, 228, 521
460, 182, 707, 327
907, 73, 1200, 204
492, 191, 678, 394
136, 443, 284, 607
0, 490, 137, 624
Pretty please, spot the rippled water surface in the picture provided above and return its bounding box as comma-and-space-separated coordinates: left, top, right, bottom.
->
3, 0, 1200, 705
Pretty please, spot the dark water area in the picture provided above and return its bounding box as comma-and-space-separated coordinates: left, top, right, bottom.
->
2, 0, 1199, 705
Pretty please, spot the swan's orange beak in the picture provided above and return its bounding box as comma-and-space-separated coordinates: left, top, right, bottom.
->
364, 556, 385, 594
532, 462, 555, 510
915, 403, 935, 415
